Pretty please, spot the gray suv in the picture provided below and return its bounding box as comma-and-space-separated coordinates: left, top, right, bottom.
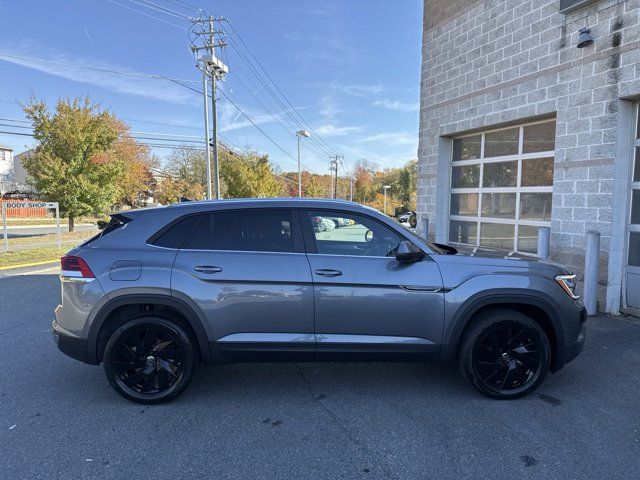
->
53, 199, 586, 403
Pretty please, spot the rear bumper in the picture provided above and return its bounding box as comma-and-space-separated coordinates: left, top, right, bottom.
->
52, 320, 96, 365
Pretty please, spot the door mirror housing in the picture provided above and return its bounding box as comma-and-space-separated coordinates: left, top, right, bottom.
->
396, 241, 424, 263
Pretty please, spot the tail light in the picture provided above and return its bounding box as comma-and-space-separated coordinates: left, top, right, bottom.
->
60, 255, 95, 282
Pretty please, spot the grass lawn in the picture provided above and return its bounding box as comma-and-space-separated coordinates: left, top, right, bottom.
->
0, 246, 63, 269
10, 230, 95, 246
5, 216, 102, 227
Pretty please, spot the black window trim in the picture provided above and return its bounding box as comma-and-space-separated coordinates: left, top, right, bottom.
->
176, 207, 304, 254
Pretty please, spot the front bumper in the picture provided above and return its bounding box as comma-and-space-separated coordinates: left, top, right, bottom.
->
52, 319, 95, 364
563, 306, 587, 364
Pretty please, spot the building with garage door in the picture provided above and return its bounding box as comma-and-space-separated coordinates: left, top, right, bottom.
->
417, 0, 640, 314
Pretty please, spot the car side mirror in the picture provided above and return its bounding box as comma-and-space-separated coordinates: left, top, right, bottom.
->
396, 241, 424, 263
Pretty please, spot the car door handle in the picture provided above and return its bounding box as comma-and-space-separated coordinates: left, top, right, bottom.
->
194, 265, 222, 274
315, 269, 342, 277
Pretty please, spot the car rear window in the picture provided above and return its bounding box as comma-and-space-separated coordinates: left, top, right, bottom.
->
81, 214, 131, 246
182, 210, 294, 253
150, 214, 202, 249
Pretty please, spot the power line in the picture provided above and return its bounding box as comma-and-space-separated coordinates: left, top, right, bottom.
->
226, 25, 340, 157
127, 0, 192, 20
0, 52, 199, 83
103, 0, 189, 30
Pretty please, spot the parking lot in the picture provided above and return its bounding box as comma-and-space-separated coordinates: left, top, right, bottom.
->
1, 268, 639, 479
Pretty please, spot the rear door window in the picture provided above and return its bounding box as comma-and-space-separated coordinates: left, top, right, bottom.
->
182, 209, 296, 253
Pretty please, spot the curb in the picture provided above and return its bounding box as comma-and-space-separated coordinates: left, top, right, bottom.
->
0, 259, 59, 271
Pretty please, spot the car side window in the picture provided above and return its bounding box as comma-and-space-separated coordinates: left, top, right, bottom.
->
151, 214, 202, 249
182, 209, 295, 253
305, 210, 404, 257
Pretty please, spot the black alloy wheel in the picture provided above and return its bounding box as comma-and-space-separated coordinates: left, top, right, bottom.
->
458, 309, 551, 399
103, 317, 196, 404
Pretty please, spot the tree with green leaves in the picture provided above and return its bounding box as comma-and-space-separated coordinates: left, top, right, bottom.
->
22, 97, 125, 231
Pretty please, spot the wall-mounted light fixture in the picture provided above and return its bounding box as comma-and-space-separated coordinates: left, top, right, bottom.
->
577, 27, 594, 48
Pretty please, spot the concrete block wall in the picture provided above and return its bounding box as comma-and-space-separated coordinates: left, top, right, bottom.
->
418, 0, 640, 311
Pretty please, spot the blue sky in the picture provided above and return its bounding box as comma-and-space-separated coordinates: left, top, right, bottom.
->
0, 0, 422, 174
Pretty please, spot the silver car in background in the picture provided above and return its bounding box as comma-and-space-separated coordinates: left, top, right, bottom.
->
53, 198, 586, 403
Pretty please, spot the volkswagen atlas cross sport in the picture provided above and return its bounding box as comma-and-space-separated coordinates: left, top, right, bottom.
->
53, 199, 586, 404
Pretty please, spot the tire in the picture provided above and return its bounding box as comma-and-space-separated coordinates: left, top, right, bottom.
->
103, 316, 197, 404
457, 309, 551, 399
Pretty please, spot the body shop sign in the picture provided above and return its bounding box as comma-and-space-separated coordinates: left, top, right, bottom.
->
2, 202, 58, 209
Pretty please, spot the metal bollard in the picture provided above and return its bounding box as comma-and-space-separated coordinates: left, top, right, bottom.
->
537, 226, 550, 260
583, 230, 600, 316
423, 218, 429, 240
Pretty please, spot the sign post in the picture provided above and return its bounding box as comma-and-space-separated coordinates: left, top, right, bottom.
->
0, 201, 60, 253
55, 204, 61, 250
2, 203, 7, 253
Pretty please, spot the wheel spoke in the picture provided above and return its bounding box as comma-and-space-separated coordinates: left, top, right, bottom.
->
157, 368, 170, 390
154, 349, 183, 361
141, 371, 156, 392
140, 328, 157, 354
119, 344, 144, 367
123, 370, 148, 388
511, 351, 540, 371
506, 329, 524, 347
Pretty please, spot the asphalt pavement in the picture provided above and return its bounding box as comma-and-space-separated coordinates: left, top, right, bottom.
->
1, 269, 639, 479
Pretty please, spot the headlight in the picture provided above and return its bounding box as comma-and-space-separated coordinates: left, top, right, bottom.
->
555, 274, 579, 300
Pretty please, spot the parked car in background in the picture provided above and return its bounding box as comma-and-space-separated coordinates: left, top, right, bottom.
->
311, 216, 326, 233
321, 217, 336, 230
53, 198, 586, 404
398, 211, 417, 229
326, 216, 349, 228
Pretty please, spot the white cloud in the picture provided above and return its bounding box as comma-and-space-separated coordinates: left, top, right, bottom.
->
315, 124, 364, 136
0, 41, 198, 105
359, 132, 417, 147
341, 84, 384, 97
373, 98, 419, 112
318, 95, 342, 119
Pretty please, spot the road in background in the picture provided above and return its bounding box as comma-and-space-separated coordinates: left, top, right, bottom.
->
1, 270, 639, 479
2, 224, 98, 252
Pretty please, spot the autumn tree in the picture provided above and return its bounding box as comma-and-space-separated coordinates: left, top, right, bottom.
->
109, 133, 159, 208
22, 97, 125, 231
221, 150, 283, 198
155, 147, 208, 203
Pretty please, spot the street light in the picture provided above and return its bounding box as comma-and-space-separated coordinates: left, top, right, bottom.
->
296, 130, 311, 197
382, 185, 391, 215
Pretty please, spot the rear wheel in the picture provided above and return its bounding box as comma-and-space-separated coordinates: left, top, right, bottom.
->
103, 316, 196, 404
458, 309, 551, 399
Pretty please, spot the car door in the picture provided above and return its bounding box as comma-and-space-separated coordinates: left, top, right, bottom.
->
301, 209, 444, 360
171, 208, 315, 361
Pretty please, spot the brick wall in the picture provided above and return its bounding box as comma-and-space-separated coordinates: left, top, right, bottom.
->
419, 0, 640, 310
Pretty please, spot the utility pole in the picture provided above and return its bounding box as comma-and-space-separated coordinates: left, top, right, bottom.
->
349, 175, 353, 202
296, 130, 310, 197
191, 16, 229, 200
329, 154, 343, 199
201, 70, 212, 200
329, 155, 337, 199
383, 185, 391, 215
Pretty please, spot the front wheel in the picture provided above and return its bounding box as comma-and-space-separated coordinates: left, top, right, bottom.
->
103, 316, 197, 404
458, 309, 551, 399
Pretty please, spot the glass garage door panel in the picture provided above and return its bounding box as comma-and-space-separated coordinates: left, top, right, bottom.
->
626, 108, 640, 311
448, 120, 555, 253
